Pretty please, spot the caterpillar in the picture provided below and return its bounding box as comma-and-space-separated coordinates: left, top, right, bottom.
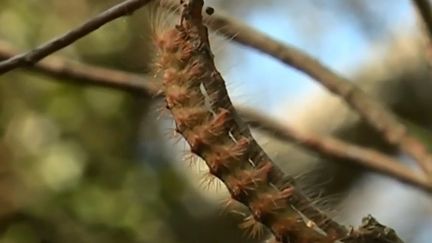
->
149, 0, 346, 242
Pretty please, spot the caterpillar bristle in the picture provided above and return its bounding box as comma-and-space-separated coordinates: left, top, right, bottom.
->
219, 197, 242, 215
161, 125, 182, 142
249, 187, 295, 222
155, 101, 169, 120
180, 153, 196, 171
146, 0, 179, 45
199, 171, 222, 191
239, 215, 265, 239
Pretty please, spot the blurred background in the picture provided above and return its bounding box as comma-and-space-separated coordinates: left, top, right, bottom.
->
1, 0, 432, 242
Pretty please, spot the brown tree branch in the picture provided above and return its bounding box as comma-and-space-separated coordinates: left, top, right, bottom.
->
0, 41, 159, 95
1, 40, 430, 195
412, 0, 432, 66
242, 108, 432, 194
0, 0, 153, 74
203, 9, 432, 177
412, 0, 432, 42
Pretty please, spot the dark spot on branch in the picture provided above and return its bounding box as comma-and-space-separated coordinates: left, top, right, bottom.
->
205, 7, 214, 16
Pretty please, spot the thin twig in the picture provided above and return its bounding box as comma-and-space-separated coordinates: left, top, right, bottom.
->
1, 40, 430, 195
412, 0, 432, 41
242, 108, 432, 194
0, 0, 153, 74
204, 9, 432, 177
412, 0, 432, 66
0, 41, 159, 95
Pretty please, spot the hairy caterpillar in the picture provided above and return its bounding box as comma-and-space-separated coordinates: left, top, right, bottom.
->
146, 0, 345, 242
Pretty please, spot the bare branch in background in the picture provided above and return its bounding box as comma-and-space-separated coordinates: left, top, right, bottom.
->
0, 41, 159, 95
412, 0, 432, 43
242, 108, 432, 194
412, 0, 432, 67
0, 0, 153, 74
1, 40, 430, 195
